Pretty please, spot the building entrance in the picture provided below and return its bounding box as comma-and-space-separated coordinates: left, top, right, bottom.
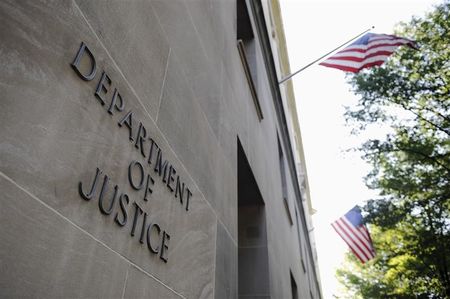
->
237, 140, 271, 298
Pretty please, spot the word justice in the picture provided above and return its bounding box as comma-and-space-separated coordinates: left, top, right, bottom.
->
79, 165, 170, 262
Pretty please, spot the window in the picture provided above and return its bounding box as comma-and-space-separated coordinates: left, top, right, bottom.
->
278, 136, 293, 225
295, 207, 306, 272
237, 0, 263, 120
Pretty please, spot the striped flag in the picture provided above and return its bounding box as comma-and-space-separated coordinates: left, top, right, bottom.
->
331, 206, 376, 263
319, 33, 416, 73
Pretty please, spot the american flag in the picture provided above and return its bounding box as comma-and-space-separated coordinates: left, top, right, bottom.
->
319, 33, 416, 73
331, 206, 376, 263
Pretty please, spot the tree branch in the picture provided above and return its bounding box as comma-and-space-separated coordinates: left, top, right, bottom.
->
386, 98, 450, 136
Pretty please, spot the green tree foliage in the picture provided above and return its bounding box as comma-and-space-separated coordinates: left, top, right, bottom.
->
337, 2, 450, 298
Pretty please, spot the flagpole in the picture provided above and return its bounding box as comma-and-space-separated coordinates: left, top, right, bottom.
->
279, 26, 374, 84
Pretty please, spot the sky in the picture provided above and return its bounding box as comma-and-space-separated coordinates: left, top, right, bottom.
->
278, 0, 440, 297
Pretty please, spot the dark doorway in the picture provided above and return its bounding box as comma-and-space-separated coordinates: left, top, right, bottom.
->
237, 139, 270, 298
290, 272, 298, 299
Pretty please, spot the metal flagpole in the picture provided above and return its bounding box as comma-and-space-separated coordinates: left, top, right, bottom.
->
279, 26, 374, 84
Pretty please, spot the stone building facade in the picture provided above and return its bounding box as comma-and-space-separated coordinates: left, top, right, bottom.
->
0, 0, 322, 298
